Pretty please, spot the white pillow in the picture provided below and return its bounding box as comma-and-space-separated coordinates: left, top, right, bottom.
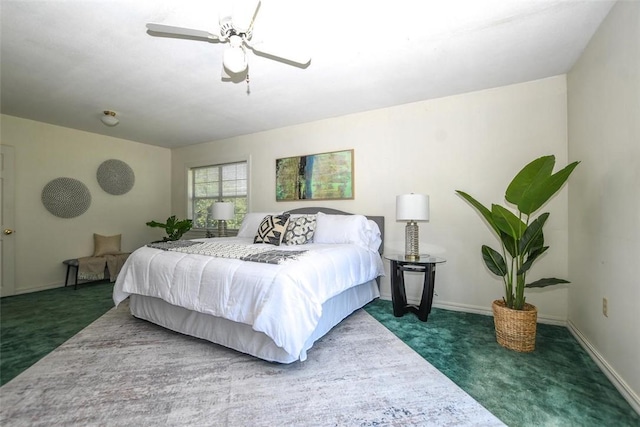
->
314, 212, 373, 249
367, 220, 383, 252
237, 212, 280, 238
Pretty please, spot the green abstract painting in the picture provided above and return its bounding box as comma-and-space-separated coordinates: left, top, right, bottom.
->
276, 149, 354, 201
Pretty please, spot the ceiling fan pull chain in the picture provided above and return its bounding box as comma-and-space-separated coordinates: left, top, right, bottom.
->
246, 73, 251, 95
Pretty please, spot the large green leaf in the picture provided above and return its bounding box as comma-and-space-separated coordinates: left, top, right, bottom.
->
505, 156, 555, 205
482, 245, 508, 277
517, 246, 548, 275
501, 231, 517, 258
455, 191, 500, 235
526, 277, 570, 288
517, 161, 580, 215
492, 204, 526, 240
519, 213, 549, 254
146, 220, 165, 228
165, 215, 178, 228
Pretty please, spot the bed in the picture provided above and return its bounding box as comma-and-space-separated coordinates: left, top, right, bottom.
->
113, 207, 385, 363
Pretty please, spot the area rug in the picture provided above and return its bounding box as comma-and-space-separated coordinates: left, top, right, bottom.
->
0, 303, 504, 426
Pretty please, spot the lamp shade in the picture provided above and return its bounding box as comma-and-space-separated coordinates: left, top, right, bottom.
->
396, 194, 430, 221
211, 202, 235, 220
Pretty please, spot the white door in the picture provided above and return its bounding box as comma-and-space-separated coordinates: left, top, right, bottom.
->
1, 145, 16, 296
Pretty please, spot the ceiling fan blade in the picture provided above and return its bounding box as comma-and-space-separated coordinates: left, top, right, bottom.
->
248, 40, 311, 66
232, 0, 261, 33
146, 23, 219, 40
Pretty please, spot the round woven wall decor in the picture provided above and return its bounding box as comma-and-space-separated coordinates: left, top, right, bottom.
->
96, 159, 135, 195
41, 177, 92, 218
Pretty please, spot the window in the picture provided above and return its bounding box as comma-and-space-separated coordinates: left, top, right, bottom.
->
189, 161, 247, 231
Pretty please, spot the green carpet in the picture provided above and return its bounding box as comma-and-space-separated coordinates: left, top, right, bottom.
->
364, 299, 640, 427
0, 281, 115, 385
1, 286, 638, 426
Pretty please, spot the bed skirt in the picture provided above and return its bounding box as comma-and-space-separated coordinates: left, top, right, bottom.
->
129, 279, 380, 363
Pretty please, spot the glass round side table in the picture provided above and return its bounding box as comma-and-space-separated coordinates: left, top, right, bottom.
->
384, 254, 446, 322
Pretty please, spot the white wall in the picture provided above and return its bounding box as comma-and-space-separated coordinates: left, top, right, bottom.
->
567, 0, 640, 409
1, 115, 172, 293
172, 76, 571, 321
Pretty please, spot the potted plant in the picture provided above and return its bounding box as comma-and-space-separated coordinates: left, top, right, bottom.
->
146, 215, 193, 242
456, 155, 579, 352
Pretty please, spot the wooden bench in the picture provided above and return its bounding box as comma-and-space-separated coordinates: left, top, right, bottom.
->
63, 255, 129, 290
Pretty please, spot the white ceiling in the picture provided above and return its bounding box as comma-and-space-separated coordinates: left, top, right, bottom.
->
1, 0, 615, 149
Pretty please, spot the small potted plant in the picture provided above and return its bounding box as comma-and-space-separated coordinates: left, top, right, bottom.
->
456, 155, 579, 352
146, 215, 193, 242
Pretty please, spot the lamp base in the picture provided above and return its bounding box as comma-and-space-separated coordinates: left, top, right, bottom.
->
217, 220, 228, 237
405, 221, 420, 259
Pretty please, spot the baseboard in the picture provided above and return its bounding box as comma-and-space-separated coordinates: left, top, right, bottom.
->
432, 300, 493, 316
378, 294, 493, 316
436, 300, 567, 325
12, 279, 111, 296
12, 282, 66, 295
378, 294, 567, 326
567, 320, 640, 415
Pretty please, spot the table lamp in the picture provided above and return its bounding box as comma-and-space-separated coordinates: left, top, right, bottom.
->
396, 194, 430, 260
211, 202, 234, 237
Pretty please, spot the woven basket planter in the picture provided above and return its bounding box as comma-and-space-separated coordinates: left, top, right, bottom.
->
492, 300, 538, 352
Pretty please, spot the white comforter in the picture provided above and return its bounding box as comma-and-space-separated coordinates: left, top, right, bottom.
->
113, 237, 384, 359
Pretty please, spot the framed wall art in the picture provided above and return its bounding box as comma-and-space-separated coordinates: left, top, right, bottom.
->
276, 149, 354, 201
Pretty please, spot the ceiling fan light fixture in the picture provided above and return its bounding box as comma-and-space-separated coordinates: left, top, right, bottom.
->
101, 110, 119, 127
223, 46, 247, 74
145, 0, 311, 80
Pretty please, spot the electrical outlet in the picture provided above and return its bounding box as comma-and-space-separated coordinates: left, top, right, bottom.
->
603, 298, 608, 317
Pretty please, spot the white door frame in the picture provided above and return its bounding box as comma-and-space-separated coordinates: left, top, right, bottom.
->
1, 144, 16, 296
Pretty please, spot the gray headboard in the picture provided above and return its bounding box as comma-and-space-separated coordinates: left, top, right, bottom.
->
285, 207, 384, 255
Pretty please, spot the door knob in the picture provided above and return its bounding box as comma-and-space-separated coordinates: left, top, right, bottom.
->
3, 229, 14, 235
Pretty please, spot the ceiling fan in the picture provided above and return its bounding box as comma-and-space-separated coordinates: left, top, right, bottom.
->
146, 0, 311, 78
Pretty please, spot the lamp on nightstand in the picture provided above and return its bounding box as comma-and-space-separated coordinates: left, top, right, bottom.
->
396, 193, 430, 260
211, 202, 234, 237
